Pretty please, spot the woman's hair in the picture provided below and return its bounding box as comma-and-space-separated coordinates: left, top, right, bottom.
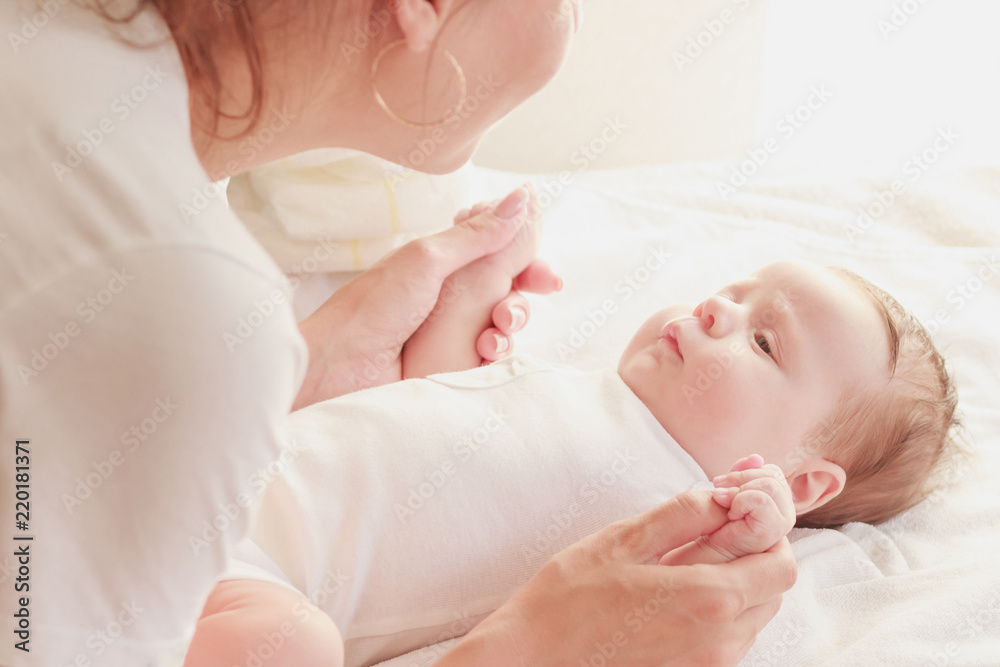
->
794, 267, 968, 529
81, 0, 280, 138
83, 0, 476, 140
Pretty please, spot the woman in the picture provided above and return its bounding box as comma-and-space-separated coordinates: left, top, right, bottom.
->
0, 0, 794, 665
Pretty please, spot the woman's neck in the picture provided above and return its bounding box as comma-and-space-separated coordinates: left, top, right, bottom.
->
181, 12, 383, 181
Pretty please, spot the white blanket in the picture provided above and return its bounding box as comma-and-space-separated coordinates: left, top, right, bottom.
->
370, 161, 1000, 666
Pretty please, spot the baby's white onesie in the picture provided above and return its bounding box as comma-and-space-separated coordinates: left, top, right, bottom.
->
224, 355, 709, 666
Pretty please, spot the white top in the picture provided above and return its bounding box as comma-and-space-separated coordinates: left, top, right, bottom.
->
233, 355, 710, 666
0, 3, 307, 666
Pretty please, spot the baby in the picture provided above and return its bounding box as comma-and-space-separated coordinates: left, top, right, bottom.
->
184, 188, 959, 667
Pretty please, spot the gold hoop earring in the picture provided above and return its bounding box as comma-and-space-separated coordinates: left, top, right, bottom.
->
370, 38, 467, 129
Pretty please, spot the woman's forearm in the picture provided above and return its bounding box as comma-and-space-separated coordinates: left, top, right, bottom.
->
292, 292, 362, 410
434, 615, 529, 667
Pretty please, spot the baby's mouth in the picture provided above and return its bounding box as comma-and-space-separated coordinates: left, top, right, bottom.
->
660, 323, 683, 360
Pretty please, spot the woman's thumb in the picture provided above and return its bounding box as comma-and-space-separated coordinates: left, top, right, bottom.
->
615, 491, 731, 564
425, 187, 529, 277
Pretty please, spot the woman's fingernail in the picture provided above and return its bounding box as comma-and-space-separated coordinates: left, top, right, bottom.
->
555, 276, 564, 291
509, 306, 526, 331
494, 187, 528, 220
713, 488, 729, 500
494, 333, 509, 354
712, 475, 726, 485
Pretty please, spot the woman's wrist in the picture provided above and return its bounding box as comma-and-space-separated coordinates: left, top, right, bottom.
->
293, 296, 361, 410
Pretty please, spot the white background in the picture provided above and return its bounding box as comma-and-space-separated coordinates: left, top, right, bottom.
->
472, 0, 1000, 176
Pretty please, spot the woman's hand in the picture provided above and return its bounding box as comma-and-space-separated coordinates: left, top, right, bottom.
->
293, 185, 560, 410
437, 491, 797, 667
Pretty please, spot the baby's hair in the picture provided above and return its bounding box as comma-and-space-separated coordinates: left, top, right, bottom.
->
794, 266, 967, 529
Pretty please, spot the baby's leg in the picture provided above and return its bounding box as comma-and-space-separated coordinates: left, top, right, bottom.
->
184, 579, 343, 667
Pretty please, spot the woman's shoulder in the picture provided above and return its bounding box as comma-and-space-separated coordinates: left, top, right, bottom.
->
0, 2, 286, 315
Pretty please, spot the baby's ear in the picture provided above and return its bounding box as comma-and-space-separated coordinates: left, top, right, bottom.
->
787, 459, 846, 514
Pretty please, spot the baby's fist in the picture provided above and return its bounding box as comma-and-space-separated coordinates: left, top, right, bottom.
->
705, 456, 796, 560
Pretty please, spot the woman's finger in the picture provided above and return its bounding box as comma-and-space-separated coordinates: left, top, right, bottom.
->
476, 327, 512, 362
421, 187, 529, 280
608, 490, 731, 564
513, 258, 563, 294
491, 292, 531, 335
716, 537, 798, 611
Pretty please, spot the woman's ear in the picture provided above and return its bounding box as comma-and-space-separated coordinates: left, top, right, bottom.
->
787, 459, 846, 514
394, 0, 446, 52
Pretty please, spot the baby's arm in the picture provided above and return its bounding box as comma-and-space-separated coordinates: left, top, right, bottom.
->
184, 579, 343, 667
660, 455, 796, 566
402, 186, 543, 378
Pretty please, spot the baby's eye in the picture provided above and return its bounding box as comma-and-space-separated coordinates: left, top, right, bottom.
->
755, 333, 772, 356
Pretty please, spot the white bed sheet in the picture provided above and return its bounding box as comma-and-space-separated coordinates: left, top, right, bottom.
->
370, 161, 1000, 666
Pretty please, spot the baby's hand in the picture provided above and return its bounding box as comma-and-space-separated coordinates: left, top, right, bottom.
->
401, 185, 546, 378
453, 184, 544, 281
703, 454, 796, 560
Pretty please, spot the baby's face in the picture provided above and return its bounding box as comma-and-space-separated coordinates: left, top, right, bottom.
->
618, 261, 890, 479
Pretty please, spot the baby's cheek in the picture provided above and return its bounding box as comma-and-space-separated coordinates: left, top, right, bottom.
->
687, 373, 761, 454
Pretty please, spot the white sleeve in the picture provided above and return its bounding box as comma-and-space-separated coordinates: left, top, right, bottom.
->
0, 246, 307, 667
